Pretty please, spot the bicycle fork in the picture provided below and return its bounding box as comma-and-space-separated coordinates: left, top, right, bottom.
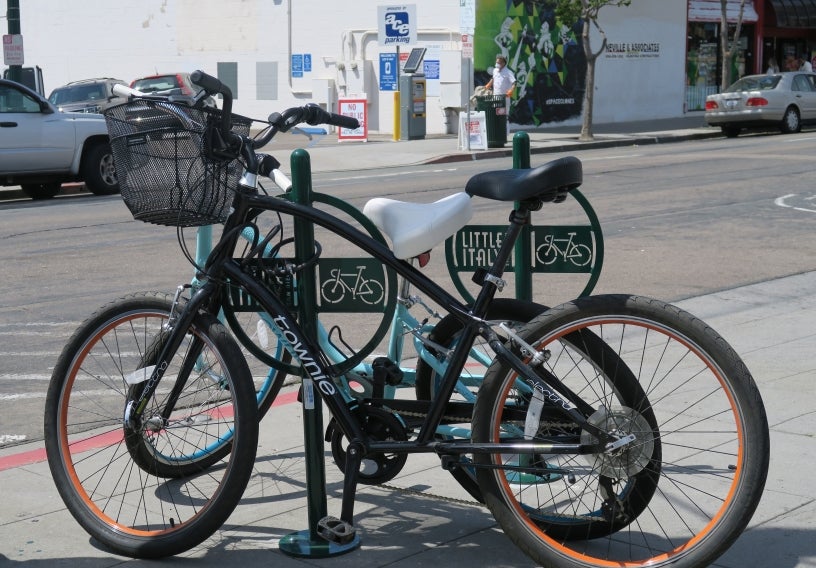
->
122, 282, 216, 431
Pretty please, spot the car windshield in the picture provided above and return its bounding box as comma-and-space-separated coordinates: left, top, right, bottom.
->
725, 76, 780, 92
49, 84, 106, 104
132, 76, 180, 92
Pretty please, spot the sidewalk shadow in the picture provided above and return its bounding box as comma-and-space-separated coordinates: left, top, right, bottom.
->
2, 525, 813, 568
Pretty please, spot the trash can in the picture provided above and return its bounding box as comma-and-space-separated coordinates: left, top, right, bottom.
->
476, 94, 508, 148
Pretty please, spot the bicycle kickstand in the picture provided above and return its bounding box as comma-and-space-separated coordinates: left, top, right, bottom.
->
317, 440, 363, 545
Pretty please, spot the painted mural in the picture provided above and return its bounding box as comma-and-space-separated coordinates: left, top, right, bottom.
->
475, 0, 586, 125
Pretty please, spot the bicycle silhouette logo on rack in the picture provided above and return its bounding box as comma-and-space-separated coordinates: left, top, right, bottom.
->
534, 228, 593, 269
318, 258, 387, 312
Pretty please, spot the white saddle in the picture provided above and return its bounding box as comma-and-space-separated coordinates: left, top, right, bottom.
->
363, 192, 474, 259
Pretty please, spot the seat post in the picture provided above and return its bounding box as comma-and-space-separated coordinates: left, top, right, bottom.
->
469, 201, 536, 318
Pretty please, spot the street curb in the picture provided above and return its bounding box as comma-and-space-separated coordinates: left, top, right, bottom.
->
1, 183, 88, 201
421, 130, 723, 165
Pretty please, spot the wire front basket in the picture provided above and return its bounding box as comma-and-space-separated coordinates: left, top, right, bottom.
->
104, 100, 252, 227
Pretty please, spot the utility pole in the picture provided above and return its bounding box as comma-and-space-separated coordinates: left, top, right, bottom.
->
6, 0, 22, 83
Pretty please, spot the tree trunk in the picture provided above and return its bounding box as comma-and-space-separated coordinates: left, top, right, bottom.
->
579, 19, 595, 141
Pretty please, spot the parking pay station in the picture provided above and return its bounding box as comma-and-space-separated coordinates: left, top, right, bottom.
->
399, 47, 426, 140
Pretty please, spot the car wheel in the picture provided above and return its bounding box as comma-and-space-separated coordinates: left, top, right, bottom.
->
82, 143, 119, 195
721, 125, 741, 138
781, 106, 801, 134
21, 183, 61, 200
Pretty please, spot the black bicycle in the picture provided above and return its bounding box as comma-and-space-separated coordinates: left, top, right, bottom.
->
44, 71, 769, 568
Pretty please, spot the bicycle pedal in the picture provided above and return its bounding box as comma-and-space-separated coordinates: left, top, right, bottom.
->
317, 516, 356, 545
372, 356, 404, 386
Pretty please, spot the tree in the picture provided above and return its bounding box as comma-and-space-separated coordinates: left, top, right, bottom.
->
720, 0, 747, 90
555, 0, 631, 141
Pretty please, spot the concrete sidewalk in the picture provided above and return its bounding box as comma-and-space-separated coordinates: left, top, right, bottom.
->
1, 270, 814, 567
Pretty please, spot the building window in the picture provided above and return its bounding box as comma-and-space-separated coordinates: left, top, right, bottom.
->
217, 62, 238, 99
257, 62, 279, 101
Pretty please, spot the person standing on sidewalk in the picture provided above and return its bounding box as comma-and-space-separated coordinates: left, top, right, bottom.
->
485, 55, 516, 98
484, 55, 516, 135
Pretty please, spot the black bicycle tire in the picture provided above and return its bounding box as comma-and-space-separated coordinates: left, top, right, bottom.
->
45, 293, 259, 558
472, 294, 770, 568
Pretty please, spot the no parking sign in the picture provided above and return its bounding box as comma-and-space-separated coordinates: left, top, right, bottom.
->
338, 98, 368, 142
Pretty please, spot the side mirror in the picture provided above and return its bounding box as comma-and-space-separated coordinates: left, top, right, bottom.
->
40, 100, 55, 114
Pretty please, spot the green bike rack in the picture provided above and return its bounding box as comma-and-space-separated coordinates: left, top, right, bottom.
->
279, 149, 361, 557
445, 131, 605, 304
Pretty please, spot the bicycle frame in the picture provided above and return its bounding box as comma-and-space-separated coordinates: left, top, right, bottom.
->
132, 187, 610, 458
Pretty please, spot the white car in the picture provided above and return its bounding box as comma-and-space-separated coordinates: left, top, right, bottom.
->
705, 72, 816, 138
0, 78, 118, 199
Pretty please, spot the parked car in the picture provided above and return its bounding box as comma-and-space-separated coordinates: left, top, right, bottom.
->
47, 78, 128, 114
0, 78, 118, 199
705, 72, 816, 137
130, 72, 216, 107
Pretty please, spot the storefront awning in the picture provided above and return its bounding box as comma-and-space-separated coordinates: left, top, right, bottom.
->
768, 0, 816, 27
688, 0, 759, 23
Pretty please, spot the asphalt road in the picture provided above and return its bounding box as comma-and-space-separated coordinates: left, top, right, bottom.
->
1, 132, 815, 448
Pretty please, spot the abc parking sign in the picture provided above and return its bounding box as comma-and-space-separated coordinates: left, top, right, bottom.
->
378, 5, 417, 46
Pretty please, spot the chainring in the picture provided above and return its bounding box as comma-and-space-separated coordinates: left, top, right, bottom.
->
327, 404, 409, 485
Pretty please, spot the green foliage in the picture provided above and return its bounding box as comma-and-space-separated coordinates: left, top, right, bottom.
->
554, 0, 632, 28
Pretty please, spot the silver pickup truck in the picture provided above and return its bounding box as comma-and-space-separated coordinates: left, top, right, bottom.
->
0, 78, 118, 199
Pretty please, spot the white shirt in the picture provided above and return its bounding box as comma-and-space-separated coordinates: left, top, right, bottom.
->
801, 60, 813, 72
491, 65, 516, 95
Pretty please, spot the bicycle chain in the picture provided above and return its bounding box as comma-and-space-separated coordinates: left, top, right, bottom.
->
369, 408, 596, 516
389, 406, 576, 431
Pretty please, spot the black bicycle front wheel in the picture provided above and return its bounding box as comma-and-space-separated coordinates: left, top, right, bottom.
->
472, 294, 769, 568
44, 293, 259, 558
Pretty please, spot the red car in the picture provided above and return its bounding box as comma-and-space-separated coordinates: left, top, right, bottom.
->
130, 73, 216, 107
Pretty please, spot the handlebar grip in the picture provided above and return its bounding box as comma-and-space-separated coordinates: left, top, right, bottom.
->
112, 84, 147, 98
190, 70, 231, 98
302, 104, 359, 129
330, 113, 360, 130
190, 70, 234, 138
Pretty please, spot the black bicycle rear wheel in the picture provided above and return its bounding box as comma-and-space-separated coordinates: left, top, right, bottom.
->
472, 294, 769, 568
45, 293, 259, 558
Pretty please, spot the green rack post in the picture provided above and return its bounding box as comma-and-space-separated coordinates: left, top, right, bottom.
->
279, 149, 361, 558
512, 132, 533, 301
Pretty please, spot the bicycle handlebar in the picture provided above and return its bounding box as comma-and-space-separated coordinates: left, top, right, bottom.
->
190, 69, 359, 150
190, 70, 233, 122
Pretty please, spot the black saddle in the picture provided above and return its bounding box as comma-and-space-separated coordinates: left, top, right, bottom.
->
465, 156, 582, 203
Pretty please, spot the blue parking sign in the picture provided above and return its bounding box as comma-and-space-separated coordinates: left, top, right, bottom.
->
292, 54, 303, 78
379, 53, 398, 91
